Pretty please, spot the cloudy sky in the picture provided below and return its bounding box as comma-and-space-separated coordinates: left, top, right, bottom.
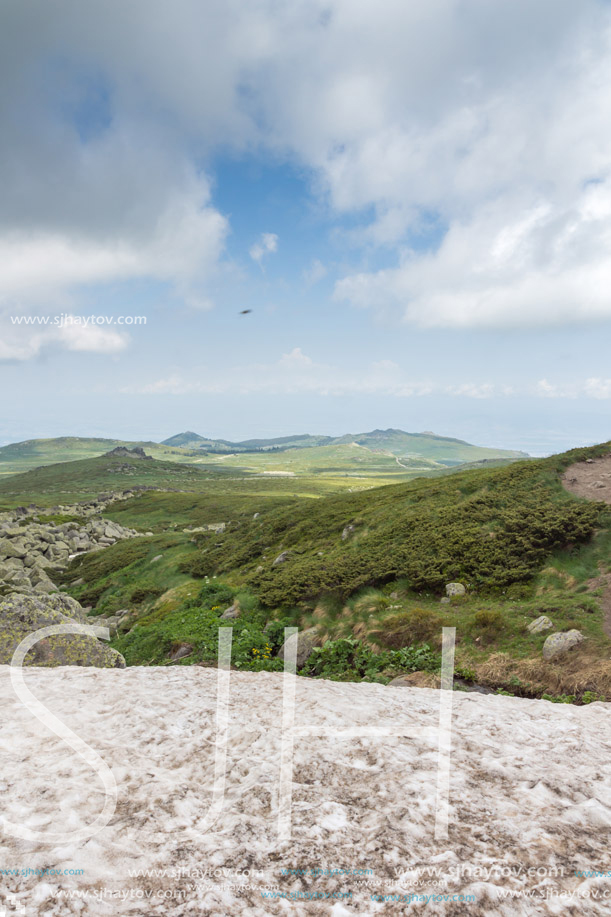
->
2, 0, 611, 453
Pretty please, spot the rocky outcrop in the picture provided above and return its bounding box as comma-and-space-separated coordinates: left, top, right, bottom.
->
104, 446, 152, 460
0, 510, 140, 597
0, 592, 125, 667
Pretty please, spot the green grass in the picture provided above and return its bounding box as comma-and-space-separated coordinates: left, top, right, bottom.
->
199, 442, 441, 476
58, 533, 198, 615
104, 491, 302, 533
0, 449, 415, 509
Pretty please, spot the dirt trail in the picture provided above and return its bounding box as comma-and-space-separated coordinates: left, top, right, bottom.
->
562, 453, 611, 636
562, 452, 611, 502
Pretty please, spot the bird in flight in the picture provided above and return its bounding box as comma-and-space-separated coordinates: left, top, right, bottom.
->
239, 309, 252, 314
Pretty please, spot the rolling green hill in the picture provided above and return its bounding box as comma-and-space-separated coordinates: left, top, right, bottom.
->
0, 453, 245, 506
0, 436, 208, 476
330, 428, 527, 465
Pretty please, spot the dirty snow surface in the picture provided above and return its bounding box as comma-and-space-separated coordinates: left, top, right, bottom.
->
1, 667, 610, 916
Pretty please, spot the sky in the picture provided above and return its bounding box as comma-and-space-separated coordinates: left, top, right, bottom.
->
1, 0, 611, 455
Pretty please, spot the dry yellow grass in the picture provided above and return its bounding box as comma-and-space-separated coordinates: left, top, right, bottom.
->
475, 649, 611, 697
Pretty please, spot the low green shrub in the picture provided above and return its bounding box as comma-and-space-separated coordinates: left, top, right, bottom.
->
473, 608, 504, 630
374, 607, 446, 648
130, 582, 164, 603
299, 637, 438, 682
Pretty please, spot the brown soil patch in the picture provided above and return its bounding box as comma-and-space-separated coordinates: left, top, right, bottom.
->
562, 452, 611, 503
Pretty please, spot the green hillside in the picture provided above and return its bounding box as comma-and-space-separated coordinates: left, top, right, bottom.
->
55, 442, 611, 701
183, 446, 602, 607
161, 431, 332, 451
0, 437, 134, 473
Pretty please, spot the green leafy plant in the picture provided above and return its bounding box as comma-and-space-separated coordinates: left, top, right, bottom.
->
299, 637, 438, 682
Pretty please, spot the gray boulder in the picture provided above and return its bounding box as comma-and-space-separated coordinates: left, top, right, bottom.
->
445, 583, 466, 597
0, 593, 125, 667
0, 540, 27, 559
277, 627, 320, 669
169, 642, 193, 661
527, 615, 554, 634
273, 551, 290, 566
542, 630, 585, 661
220, 603, 241, 620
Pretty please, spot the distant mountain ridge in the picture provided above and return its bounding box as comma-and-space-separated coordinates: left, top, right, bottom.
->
0, 429, 528, 479
161, 428, 528, 464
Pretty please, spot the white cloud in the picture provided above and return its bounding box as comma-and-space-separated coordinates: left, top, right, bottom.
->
0, 315, 128, 361
2, 0, 611, 334
303, 259, 327, 286
249, 232, 278, 267
56, 322, 128, 354
0, 183, 227, 307
535, 377, 611, 399
447, 383, 495, 399
583, 378, 611, 399
335, 180, 611, 327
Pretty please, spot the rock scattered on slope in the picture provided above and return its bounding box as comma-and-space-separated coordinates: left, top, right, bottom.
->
527, 615, 554, 634
542, 629, 585, 660
276, 626, 320, 668
220, 602, 241, 620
